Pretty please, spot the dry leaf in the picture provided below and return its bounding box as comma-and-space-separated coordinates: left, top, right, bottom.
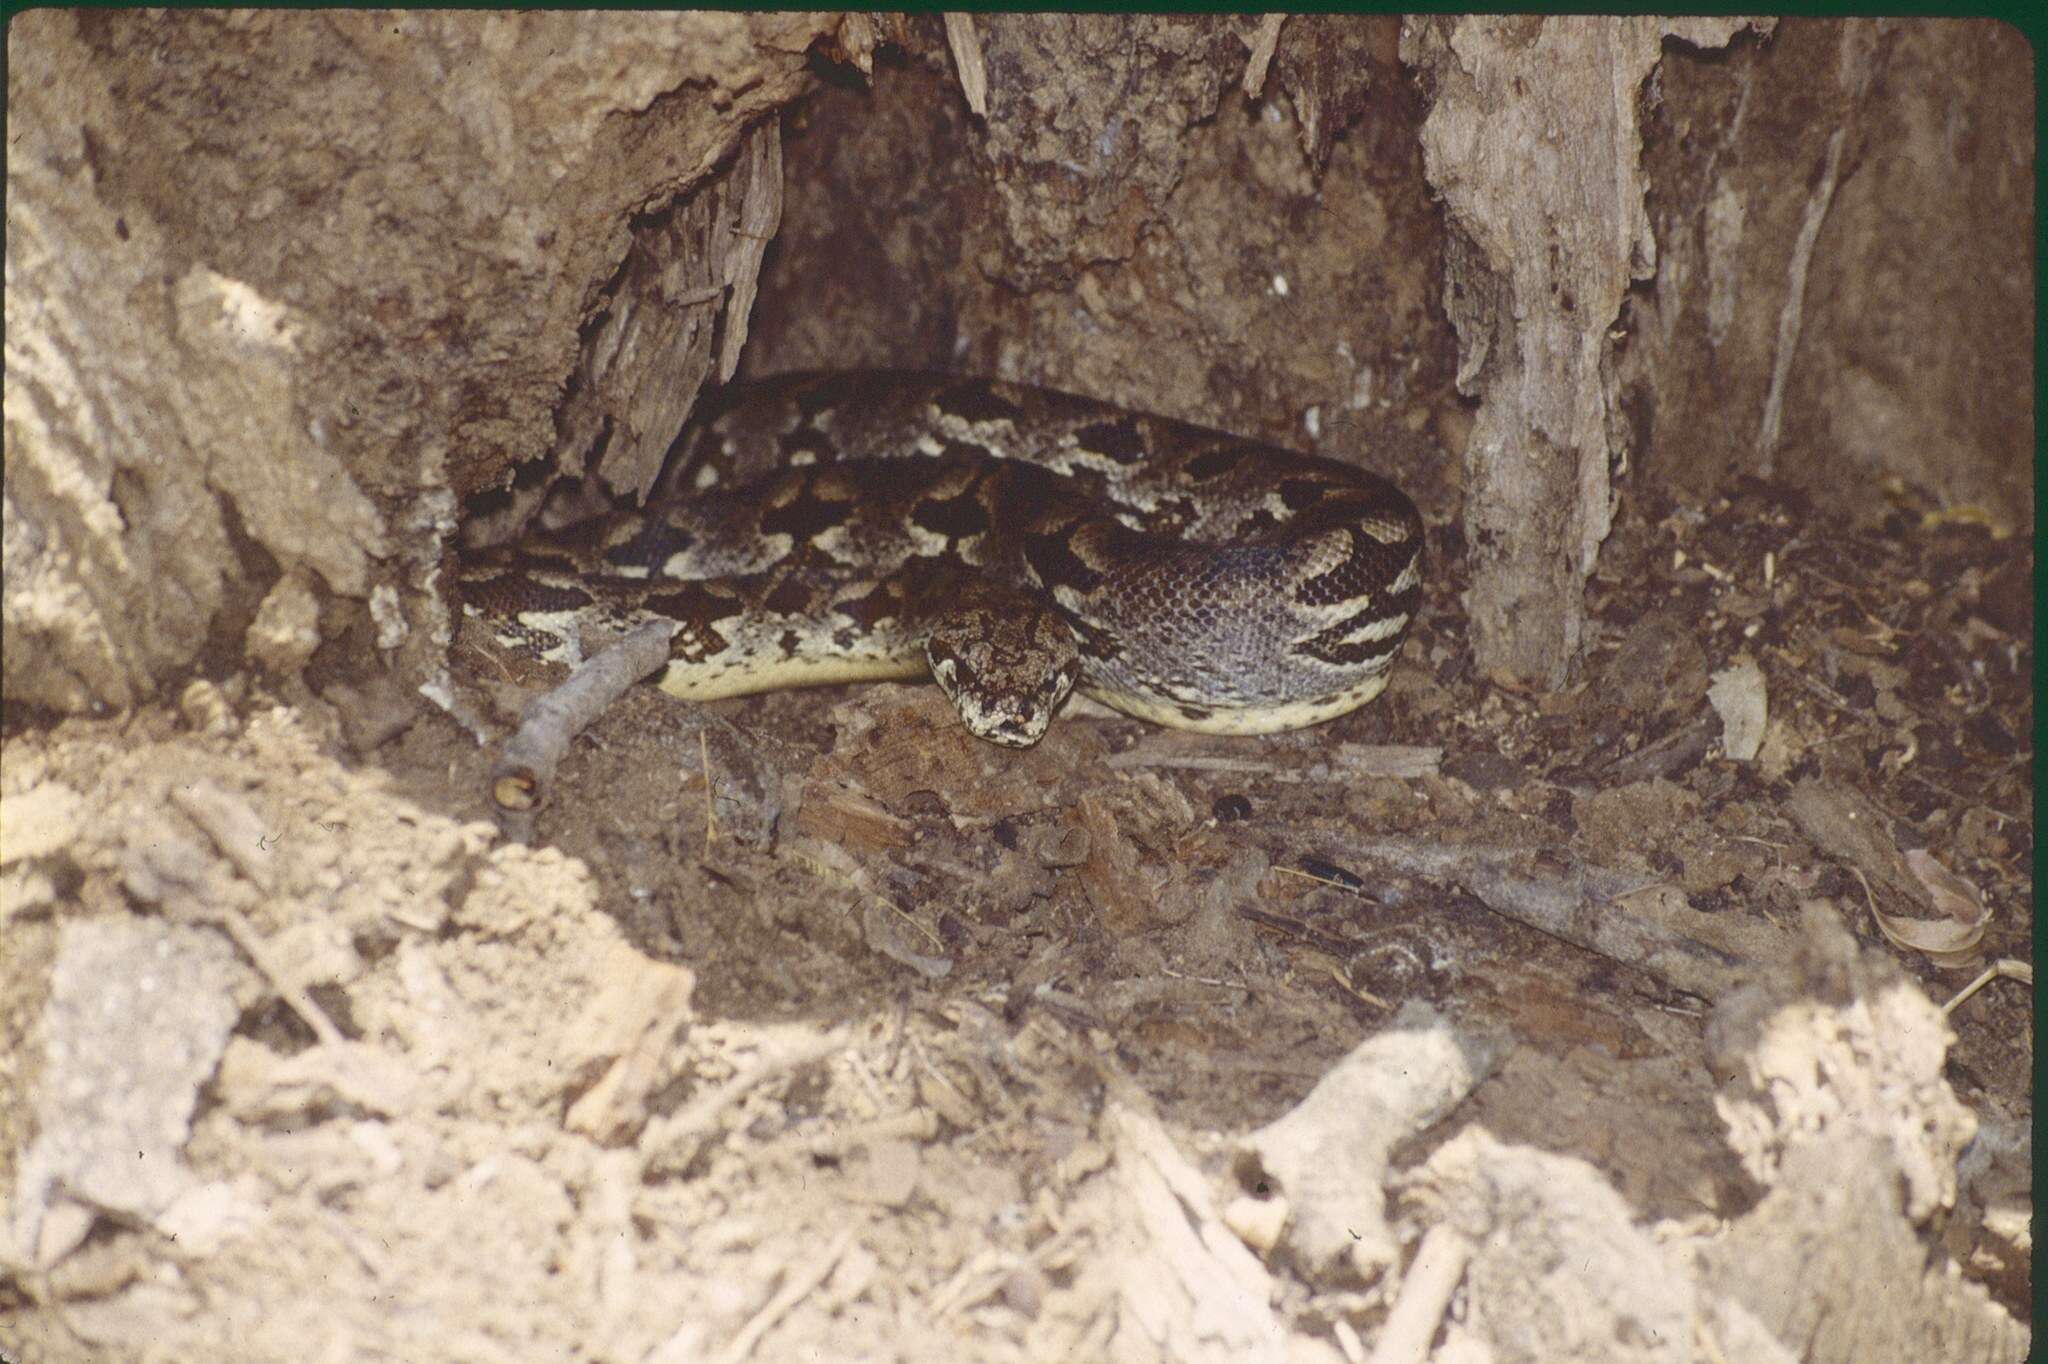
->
1903, 849, 1989, 928
1862, 850, 1991, 967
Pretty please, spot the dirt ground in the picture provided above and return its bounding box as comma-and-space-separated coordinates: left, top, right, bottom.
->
1, 451, 2029, 1363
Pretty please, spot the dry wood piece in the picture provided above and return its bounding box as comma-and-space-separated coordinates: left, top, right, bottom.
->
1339, 838, 1765, 1002
1074, 792, 1154, 936
1594, 716, 1715, 787
547, 118, 788, 514
489, 619, 678, 839
943, 13, 988, 117
793, 781, 917, 853
1101, 1084, 1305, 1362
711, 1229, 857, 1364
1240, 14, 1286, 98
640, 1027, 850, 1177
1106, 736, 1442, 782
1237, 1003, 1495, 1282
787, 836, 954, 979
1757, 127, 1849, 470
167, 784, 347, 1048
1783, 778, 1921, 911
1365, 1223, 1474, 1364
561, 941, 698, 1146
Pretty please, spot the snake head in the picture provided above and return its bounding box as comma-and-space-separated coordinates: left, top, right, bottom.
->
925, 606, 1082, 748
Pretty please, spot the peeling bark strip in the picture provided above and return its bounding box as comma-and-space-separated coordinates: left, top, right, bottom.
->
1401, 16, 1763, 690
942, 14, 989, 118
548, 119, 786, 515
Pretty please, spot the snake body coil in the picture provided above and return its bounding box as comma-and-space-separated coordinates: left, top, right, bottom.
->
462, 371, 1423, 747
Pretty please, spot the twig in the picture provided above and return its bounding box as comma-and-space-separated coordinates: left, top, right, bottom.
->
713, 1229, 856, 1364
1366, 1224, 1474, 1364
1904, 769, 2023, 828
1105, 739, 1442, 781
489, 619, 678, 840
170, 786, 346, 1047
1272, 864, 1362, 893
1236, 905, 1363, 962
1942, 958, 2031, 1017
1596, 718, 1714, 787
1757, 125, 1846, 470
641, 1029, 848, 1176
217, 904, 347, 1048
1339, 839, 1753, 1002
700, 726, 718, 852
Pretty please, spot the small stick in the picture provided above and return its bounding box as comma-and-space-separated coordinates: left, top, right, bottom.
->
217, 903, 348, 1048
170, 786, 346, 1046
642, 1029, 849, 1176
700, 726, 718, 852
1339, 839, 1752, 1002
1366, 1225, 1475, 1364
1943, 959, 2032, 1016
713, 1229, 856, 1364
489, 619, 678, 839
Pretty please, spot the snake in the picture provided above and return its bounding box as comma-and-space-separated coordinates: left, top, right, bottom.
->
460, 370, 1423, 747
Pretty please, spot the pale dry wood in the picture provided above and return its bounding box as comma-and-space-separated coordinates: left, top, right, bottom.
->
1106, 737, 1442, 780
943, 13, 988, 117
1403, 16, 1761, 690
1340, 838, 1766, 1001
640, 1027, 851, 1176
168, 785, 347, 1048
717, 120, 784, 382
490, 619, 679, 839
712, 1229, 856, 1364
1241, 15, 1286, 98
1365, 1223, 1475, 1364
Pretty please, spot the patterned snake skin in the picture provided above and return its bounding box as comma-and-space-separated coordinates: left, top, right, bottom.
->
461, 371, 1423, 747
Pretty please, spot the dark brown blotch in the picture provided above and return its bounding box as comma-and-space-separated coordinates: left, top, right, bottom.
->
759, 474, 855, 542
911, 483, 993, 542
1022, 528, 1106, 596
794, 371, 880, 417
1278, 476, 1332, 512
762, 576, 816, 617
602, 518, 691, 574
1184, 444, 1253, 481
1074, 418, 1148, 464
837, 579, 910, 631
643, 582, 746, 629
936, 380, 1024, 425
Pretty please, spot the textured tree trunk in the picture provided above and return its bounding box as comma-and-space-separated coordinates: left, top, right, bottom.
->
1400, 16, 1763, 691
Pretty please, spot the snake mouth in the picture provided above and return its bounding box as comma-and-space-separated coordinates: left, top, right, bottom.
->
981, 720, 1043, 748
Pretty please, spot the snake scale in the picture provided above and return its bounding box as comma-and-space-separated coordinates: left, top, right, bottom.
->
461, 371, 1423, 747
